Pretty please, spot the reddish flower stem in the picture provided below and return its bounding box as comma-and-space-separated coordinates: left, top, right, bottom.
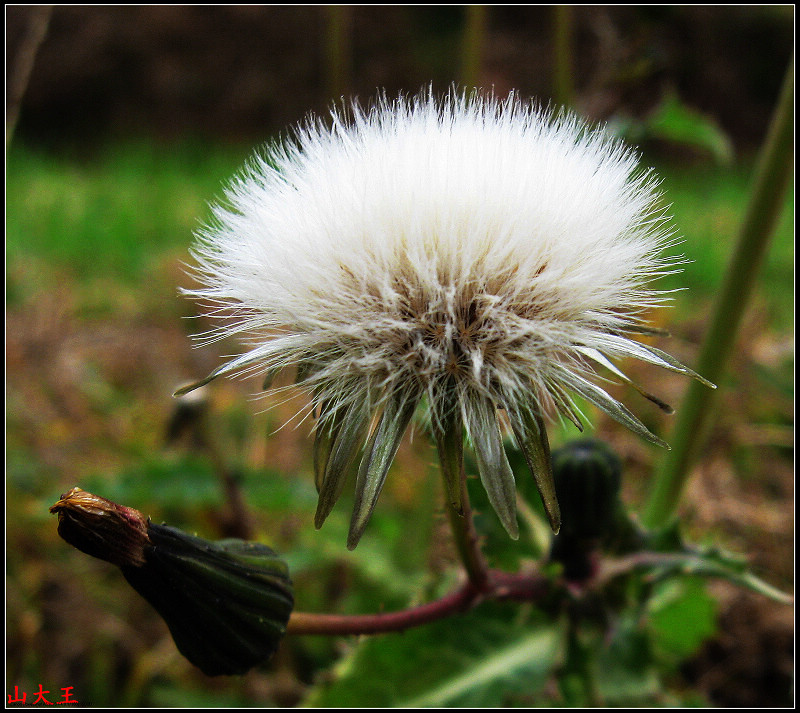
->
285, 569, 549, 636
286, 458, 554, 637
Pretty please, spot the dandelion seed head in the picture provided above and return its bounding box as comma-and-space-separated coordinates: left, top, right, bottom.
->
184, 88, 711, 547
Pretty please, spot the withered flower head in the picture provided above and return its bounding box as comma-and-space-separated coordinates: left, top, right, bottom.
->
50, 487, 150, 567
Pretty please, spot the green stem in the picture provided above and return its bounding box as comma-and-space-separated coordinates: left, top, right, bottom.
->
642, 55, 794, 529
445, 463, 491, 592
198, 404, 255, 540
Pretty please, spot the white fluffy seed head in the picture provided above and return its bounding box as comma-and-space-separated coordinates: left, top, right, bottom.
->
183, 88, 713, 545
188, 89, 679, 425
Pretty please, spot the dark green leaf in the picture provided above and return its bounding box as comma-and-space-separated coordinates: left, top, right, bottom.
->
304, 604, 564, 707
646, 577, 717, 662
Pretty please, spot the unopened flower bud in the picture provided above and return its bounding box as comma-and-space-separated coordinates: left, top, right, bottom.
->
549, 440, 623, 581
552, 439, 622, 542
51, 488, 294, 676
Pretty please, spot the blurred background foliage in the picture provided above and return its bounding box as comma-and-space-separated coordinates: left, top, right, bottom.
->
6, 5, 793, 708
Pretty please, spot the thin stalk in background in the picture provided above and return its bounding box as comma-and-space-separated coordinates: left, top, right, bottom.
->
166, 390, 255, 539
552, 5, 575, 109
642, 56, 794, 529
323, 5, 352, 102
7, 5, 53, 148
460, 5, 487, 89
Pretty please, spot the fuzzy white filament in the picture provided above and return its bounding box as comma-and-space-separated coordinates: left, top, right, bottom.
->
183, 89, 712, 549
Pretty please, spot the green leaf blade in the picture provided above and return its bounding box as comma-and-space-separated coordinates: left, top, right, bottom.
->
304, 605, 564, 708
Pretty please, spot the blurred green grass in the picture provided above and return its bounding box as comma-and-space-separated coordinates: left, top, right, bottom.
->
654, 159, 794, 329
6, 141, 252, 288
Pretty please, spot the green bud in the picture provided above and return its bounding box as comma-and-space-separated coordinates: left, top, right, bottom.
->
51, 489, 294, 676
122, 525, 294, 676
552, 439, 622, 541
549, 440, 622, 581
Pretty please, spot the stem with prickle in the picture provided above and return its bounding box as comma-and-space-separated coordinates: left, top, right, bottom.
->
444, 463, 491, 592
